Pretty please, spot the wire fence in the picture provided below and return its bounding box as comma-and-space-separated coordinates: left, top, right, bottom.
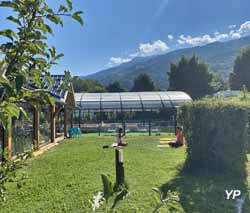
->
12, 111, 34, 156
73, 120, 176, 135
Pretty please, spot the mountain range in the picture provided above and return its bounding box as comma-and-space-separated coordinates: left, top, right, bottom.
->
82, 36, 250, 90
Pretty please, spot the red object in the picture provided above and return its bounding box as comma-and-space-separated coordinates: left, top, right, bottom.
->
176, 130, 185, 145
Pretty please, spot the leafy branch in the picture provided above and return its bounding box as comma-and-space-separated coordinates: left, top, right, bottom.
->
0, 0, 83, 129
152, 187, 181, 213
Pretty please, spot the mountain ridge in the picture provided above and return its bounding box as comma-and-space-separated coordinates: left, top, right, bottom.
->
82, 36, 250, 90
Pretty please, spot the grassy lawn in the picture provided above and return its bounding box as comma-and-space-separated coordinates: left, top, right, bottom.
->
0, 134, 249, 212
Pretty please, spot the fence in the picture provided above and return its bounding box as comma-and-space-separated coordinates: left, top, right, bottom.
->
73, 119, 176, 135
12, 111, 34, 156
39, 106, 51, 147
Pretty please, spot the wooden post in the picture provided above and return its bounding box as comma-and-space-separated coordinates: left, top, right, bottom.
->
51, 104, 56, 143
34, 108, 40, 150
4, 117, 12, 159
64, 107, 68, 137
115, 149, 125, 185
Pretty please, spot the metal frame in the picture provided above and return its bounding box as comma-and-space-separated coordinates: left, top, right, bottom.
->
74, 92, 192, 135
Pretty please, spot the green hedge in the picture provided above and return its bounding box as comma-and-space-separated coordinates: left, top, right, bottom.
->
178, 98, 250, 177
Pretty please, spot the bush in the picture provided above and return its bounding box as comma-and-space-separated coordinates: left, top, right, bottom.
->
178, 97, 250, 177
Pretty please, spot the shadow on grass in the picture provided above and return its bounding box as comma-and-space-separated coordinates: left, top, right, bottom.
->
160, 164, 250, 213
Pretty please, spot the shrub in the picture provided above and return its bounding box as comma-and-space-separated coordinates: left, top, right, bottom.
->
178, 97, 250, 177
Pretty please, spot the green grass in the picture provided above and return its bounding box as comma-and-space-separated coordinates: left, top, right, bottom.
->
0, 135, 249, 212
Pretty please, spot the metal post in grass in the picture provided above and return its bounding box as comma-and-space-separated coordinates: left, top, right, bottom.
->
98, 122, 101, 136
115, 149, 125, 185
174, 108, 177, 134
78, 109, 81, 128
122, 121, 126, 133
149, 120, 152, 136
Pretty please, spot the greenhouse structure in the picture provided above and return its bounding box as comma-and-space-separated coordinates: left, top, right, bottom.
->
73, 91, 192, 135
0, 75, 75, 160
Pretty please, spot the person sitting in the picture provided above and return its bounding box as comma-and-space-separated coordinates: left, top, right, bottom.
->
117, 127, 128, 147
168, 126, 186, 148
111, 127, 128, 148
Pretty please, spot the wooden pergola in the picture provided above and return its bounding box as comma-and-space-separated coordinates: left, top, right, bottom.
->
1, 75, 75, 159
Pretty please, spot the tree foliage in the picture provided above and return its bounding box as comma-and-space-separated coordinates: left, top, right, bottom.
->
0, 0, 83, 128
131, 73, 155, 92
106, 81, 125, 92
168, 55, 214, 99
229, 46, 250, 90
72, 77, 107, 93
210, 72, 228, 92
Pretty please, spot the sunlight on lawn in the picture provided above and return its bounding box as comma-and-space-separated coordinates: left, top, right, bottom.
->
0, 135, 248, 212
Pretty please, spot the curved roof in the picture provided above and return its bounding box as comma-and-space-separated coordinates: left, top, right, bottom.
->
75, 91, 192, 111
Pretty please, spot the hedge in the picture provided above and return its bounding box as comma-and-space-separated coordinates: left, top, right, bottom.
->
178, 98, 250, 177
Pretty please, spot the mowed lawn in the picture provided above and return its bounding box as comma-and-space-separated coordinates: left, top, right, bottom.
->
0, 134, 249, 213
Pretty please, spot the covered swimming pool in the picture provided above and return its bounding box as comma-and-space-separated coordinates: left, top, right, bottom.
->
73, 91, 192, 135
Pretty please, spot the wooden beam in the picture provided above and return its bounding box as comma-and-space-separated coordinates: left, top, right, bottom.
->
34, 108, 40, 150
64, 107, 67, 137
53, 105, 63, 118
4, 117, 12, 159
51, 104, 56, 143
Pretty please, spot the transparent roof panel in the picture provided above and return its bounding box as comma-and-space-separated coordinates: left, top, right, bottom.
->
81, 101, 100, 110
74, 93, 83, 102
75, 92, 192, 110
140, 93, 161, 101
120, 93, 140, 101
162, 100, 173, 108
102, 101, 121, 110
82, 93, 101, 102
142, 100, 163, 109
122, 101, 143, 109
166, 92, 192, 101
101, 93, 121, 102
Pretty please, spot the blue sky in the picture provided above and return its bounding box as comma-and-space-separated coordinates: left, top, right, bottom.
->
1, 0, 250, 76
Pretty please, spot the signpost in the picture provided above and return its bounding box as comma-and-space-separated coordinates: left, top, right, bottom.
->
115, 149, 125, 185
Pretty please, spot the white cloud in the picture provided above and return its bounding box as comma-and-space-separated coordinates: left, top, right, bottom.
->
139, 40, 169, 56
238, 21, 250, 35
107, 57, 131, 67
168, 34, 174, 41
177, 34, 216, 46
177, 21, 250, 47
106, 20, 250, 68
229, 30, 241, 39
107, 40, 170, 67
215, 33, 229, 41
214, 31, 220, 36
229, 24, 237, 29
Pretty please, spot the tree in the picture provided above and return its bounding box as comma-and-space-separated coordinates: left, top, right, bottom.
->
106, 81, 125, 92
210, 72, 228, 92
229, 46, 250, 90
72, 77, 107, 93
168, 55, 214, 99
131, 73, 155, 92
0, 0, 83, 128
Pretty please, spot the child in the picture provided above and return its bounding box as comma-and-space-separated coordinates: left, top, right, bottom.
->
168, 126, 185, 148
117, 128, 128, 147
